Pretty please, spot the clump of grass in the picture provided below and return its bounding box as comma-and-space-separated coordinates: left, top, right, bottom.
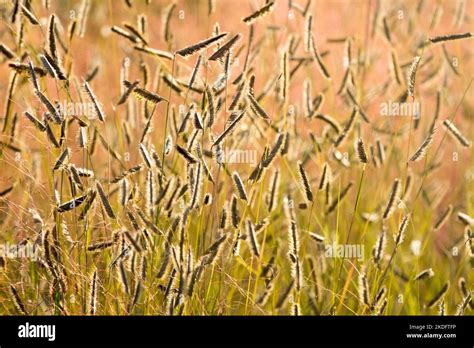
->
0, 0, 471, 317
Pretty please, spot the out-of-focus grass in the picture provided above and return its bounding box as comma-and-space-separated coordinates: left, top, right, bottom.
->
0, 0, 472, 315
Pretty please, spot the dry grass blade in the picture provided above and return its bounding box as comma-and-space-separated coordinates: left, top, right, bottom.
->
310, 37, 331, 79
57, 193, 88, 213
428, 32, 472, 43
124, 80, 167, 104
176, 33, 228, 57
175, 144, 198, 164
209, 34, 242, 61
382, 179, 400, 220
96, 182, 116, 219
443, 120, 471, 147
409, 127, 436, 162
407, 56, 421, 97
242, 2, 274, 24
84, 80, 105, 122
134, 45, 174, 60
21, 5, 39, 25
297, 161, 313, 202
212, 110, 245, 147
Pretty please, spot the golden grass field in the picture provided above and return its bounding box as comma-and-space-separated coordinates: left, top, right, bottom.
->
0, 0, 473, 315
